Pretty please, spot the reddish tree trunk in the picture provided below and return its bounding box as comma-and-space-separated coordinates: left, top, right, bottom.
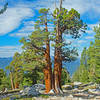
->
15, 82, 19, 89
15, 72, 19, 89
52, 15, 63, 93
10, 72, 15, 90
53, 44, 62, 93
43, 22, 52, 93
53, 1, 63, 93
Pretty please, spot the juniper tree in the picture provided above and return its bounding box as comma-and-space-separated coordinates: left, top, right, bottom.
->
20, 8, 52, 93
52, 0, 86, 93
19, 0, 86, 93
35, 8, 52, 93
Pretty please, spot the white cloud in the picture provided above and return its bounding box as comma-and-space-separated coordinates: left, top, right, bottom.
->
86, 23, 99, 34
86, 30, 94, 34
23, 21, 35, 26
92, 1, 100, 14
0, 0, 100, 58
10, 20, 35, 37
0, 4, 33, 35
62, 0, 90, 14
0, 0, 100, 36
19, 25, 34, 33
0, 45, 22, 57
65, 39, 74, 44
88, 24, 99, 30
77, 40, 86, 44
85, 36, 94, 39
10, 32, 31, 37
34, 0, 100, 15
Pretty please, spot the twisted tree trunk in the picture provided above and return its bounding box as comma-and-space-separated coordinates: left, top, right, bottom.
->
53, 1, 63, 93
53, 23, 63, 93
44, 22, 52, 93
10, 72, 15, 90
15, 82, 19, 89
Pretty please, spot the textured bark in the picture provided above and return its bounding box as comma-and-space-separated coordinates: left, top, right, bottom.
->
15, 71, 19, 89
53, 49, 61, 93
53, 39, 63, 93
44, 22, 52, 93
44, 67, 52, 93
53, 2, 63, 93
10, 72, 15, 90
15, 82, 19, 89
53, 22, 63, 93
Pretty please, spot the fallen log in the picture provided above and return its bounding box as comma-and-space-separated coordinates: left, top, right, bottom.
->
0, 89, 20, 95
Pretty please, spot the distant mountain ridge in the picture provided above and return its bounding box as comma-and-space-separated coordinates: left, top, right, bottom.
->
65, 58, 80, 76
0, 57, 13, 70
0, 57, 80, 76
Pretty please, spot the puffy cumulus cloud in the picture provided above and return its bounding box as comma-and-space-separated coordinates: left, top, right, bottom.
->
0, 4, 33, 35
0, 45, 22, 57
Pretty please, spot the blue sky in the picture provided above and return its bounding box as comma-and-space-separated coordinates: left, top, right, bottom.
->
0, 0, 100, 57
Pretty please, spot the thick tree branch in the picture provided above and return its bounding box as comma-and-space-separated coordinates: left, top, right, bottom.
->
0, 3, 8, 14
31, 43, 46, 52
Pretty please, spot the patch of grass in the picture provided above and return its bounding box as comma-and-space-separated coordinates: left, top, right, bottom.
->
11, 96, 36, 100
10, 94, 38, 100
84, 85, 96, 90
78, 86, 84, 90
3, 94, 49, 100
11, 94, 21, 98
17, 98, 35, 100
2, 97, 10, 100
39, 94, 49, 98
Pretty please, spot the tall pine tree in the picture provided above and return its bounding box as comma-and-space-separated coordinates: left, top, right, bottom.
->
73, 24, 100, 84
72, 47, 89, 83
88, 24, 100, 83
6, 52, 23, 89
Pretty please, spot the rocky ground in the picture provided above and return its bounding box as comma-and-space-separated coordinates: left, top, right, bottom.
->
1, 82, 100, 100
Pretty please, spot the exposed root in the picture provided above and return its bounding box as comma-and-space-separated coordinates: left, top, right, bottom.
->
48, 88, 63, 94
